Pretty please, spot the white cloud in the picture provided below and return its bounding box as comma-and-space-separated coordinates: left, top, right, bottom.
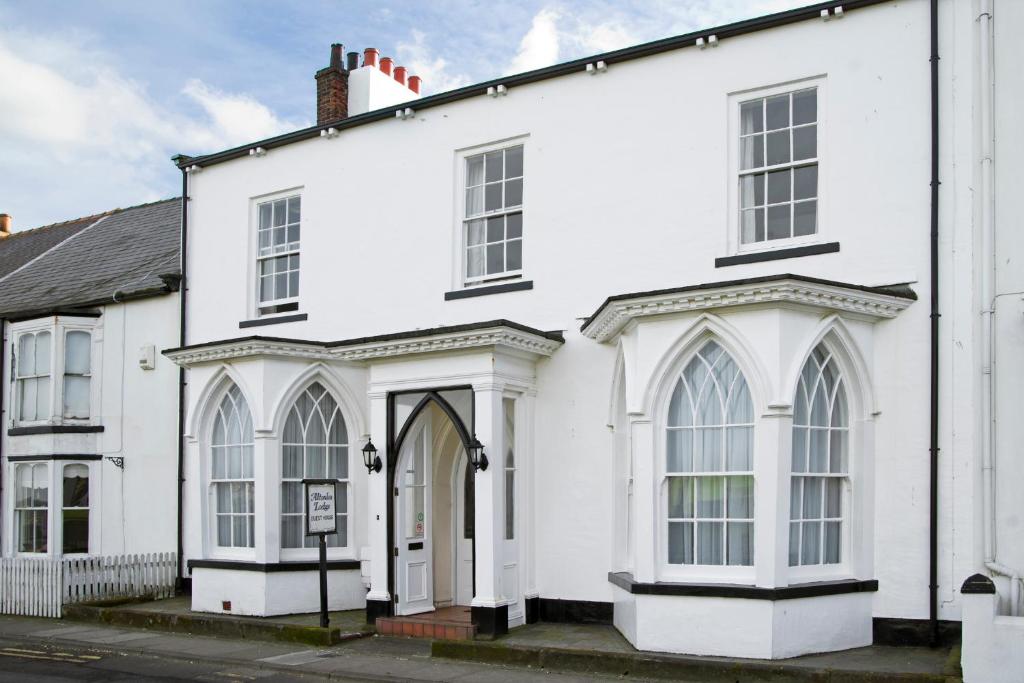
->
396, 30, 472, 94
508, 8, 562, 74
0, 28, 302, 229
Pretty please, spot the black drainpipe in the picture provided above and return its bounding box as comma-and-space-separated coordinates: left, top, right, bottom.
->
0, 317, 5, 550
928, 0, 940, 648
176, 170, 189, 590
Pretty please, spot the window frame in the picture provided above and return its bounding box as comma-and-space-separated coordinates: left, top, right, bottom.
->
8, 317, 99, 429
726, 77, 827, 257
249, 187, 304, 319
658, 340, 757, 584
9, 459, 97, 558
453, 137, 528, 290
208, 384, 257, 557
278, 382, 353, 561
61, 463, 91, 555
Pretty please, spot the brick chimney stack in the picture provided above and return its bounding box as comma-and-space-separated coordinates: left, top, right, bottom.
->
315, 43, 349, 125
0, 214, 11, 239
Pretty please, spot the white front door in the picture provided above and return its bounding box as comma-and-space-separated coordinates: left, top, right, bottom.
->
396, 417, 433, 615
454, 454, 474, 606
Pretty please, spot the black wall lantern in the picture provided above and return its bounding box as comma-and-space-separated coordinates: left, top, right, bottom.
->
362, 439, 382, 474
467, 436, 488, 471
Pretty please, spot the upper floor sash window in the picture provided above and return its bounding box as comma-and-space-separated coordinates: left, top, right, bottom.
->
739, 88, 818, 245
463, 145, 523, 284
257, 195, 301, 313
16, 331, 51, 422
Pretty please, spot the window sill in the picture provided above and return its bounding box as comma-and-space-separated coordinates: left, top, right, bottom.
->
187, 559, 360, 572
7, 454, 103, 462
8, 425, 104, 436
239, 313, 308, 329
608, 571, 877, 600
445, 280, 533, 301
715, 242, 840, 267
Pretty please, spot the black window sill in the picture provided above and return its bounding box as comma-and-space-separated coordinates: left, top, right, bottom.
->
608, 571, 877, 600
239, 313, 308, 329
445, 280, 533, 301
187, 559, 360, 572
7, 454, 104, 462
8, 425, 105, 436
715, 242, 840, 267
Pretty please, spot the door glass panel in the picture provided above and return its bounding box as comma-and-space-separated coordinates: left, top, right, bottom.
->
405, 428, 426, 540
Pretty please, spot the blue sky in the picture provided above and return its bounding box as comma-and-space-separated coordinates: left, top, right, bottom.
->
0, 0, 805, 230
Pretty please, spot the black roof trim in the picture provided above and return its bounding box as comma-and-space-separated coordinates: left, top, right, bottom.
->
581, 273, 918, 333
176, 0, 890, 170
164, 318, 565, 355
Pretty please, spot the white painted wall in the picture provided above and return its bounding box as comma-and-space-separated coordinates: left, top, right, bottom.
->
347, 65, 420, 117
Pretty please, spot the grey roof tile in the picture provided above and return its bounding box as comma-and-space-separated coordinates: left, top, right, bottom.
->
0, 214, 107, 281
0, 198, 181, 318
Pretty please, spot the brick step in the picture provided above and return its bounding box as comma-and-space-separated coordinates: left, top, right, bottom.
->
376, 616, 476, 640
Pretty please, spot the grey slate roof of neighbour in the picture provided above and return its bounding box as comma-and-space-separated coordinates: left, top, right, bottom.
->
0, 213, 108, 281
0, 198, 181, 318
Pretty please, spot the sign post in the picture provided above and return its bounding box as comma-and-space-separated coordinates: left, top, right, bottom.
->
304, 478, 337, 628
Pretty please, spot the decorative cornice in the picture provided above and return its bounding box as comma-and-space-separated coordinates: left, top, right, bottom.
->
582, 275, 916, 343
164, 321, 564, 368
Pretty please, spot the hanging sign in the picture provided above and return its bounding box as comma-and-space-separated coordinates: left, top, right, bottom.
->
304, 479, 338, 536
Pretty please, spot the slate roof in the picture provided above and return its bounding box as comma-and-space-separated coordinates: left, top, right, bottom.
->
0, 213, 107, 281
0, 198, 181, 318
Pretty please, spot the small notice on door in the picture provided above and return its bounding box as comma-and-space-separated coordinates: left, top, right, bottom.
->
305, 481, 337, 535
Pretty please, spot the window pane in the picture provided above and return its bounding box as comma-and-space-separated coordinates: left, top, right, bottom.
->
666, 429, 692, 472
64, 376, 90, 419
328, 446, 347, 479
801, 521, 821, 565
766, 169, 791, 204
830, 429, 847, 473
506, 239, 522, 271
740, 100, 763, 134
486, 243, 504, 275
63, 464, 89, 507
484, 151, 503, 182
287, 196, 301, 224
282, 445, 302, 478
281, 515, 302, 548
696, 477, 724, 518
667, 477, 692, 518
306, 445, 326, 478
466, 155, 484, 186
789, 521, 801, 566
505, 145, 524, 177
65, 331, 91, 375
824, 521, 841, 563
668, 521, 693, 564
740, 174, 763, 208
740, 135, 764, 170
727, 521, 753, 565
465, 187, 483, 216
726, 426, 752, 471
505, 470, 515, 540
825, 478, 842, 518
35, 332, 51, 374
695, 427, 722, 471
794, 201, 817, 237
466, 246, 484, 278
62, 509, 88, 553
259, 202, 272, 230
740, 208, 764, 244
218, 515, 231, 546
272, 200, 286, 226
765, 94, 789, 130
32, 463, 48, 506
726, 476, 752, 518
696, 521, 724, 565
766, 130, 791, 165
486, 216, 504, 243
790, 477, 803, 519
791, 427, 807, 472
504, 179, 523, 207
793, 125, 817, 160
282, 481, 302, 514
18, 334, 36, 376
809, 428, 828, 471
506, 212, 522, 239
794, 166, 817, 200
766, 204, 791, 240
793, 89, 816, 125
802, 477, 823, 518
20, 377, 38, 421
484, 183, 503, 212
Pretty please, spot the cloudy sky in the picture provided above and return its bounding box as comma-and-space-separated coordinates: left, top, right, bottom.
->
0, 0, 806, 230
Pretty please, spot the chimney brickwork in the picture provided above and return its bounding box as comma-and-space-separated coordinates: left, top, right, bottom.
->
315, 43, 349, 125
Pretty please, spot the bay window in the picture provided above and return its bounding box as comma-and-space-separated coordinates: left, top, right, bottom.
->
11, 319, 95, 427
16, 332, 51, 422
665, 341, 754, 567
62, 464, 90, 554
63, 330, 92, 419
15, 463, 49, 554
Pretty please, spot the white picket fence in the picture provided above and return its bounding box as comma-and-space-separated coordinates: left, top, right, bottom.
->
0, 552, 176, 618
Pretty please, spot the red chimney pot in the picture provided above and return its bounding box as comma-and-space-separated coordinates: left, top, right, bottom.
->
380, 57, 393, 76
394, 66, 407, 86
408, 76, 422, 94
363, 48, 379, 68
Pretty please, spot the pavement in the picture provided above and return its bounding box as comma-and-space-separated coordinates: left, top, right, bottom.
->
0, 614, 631, 682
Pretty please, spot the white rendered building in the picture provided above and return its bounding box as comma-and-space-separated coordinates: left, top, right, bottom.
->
166, 0, 1023, 662
0, 200, 182, 562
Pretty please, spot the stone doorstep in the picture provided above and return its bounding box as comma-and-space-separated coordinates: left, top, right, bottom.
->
376, 616, 476, 641
62, 603, 373, 647
431, 640, 961, 683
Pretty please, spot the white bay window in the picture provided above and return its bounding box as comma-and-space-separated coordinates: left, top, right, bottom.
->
10, 319, 96, 427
